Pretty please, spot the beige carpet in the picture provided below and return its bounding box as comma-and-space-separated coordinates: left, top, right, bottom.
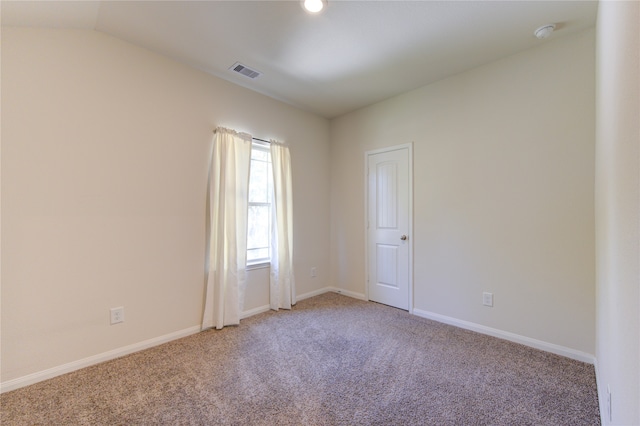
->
1, 292, 600, 425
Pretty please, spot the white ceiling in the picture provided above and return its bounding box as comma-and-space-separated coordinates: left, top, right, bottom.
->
2, 0, 598, 118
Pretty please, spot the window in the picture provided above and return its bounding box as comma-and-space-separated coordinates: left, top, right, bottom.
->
247, 141, 273, 265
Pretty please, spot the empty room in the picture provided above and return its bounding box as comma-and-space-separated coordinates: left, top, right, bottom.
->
1, 1, 638, 425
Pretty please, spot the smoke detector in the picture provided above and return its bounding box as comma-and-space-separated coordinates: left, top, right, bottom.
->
534, 24, 556, 39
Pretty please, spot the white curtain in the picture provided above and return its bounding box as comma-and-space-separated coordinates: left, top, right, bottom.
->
269, 141, 296, 310
202, 127, 252, 330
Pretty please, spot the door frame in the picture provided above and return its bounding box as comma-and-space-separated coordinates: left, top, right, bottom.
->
364, 142, 414, 313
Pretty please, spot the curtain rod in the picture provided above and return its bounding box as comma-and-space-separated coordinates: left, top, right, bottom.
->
213, 128, 271, 143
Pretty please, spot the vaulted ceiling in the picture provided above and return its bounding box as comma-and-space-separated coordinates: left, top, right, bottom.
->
2, 1, 598, 118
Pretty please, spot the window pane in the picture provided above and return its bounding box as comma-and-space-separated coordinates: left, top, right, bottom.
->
251, 148, 269, 161
247, 248, 269, 262
249, 159, 269, 203
247, 142, 272, 265
268, 162, 273, 200
247, 205, 269, 250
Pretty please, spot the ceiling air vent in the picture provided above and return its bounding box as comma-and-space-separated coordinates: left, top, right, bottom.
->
229, 62, 262, 79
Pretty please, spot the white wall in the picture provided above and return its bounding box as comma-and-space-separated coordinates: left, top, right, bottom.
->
595, 1, 640, 424
1, 28, 331, 384
330, 29, 596, 356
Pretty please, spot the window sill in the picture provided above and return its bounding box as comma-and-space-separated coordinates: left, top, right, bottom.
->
247, 262, 270, 271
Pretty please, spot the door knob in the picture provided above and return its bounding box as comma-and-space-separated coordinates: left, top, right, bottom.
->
400, 235, 407, 241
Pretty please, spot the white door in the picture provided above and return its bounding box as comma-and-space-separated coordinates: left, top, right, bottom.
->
367, 145, 411, 310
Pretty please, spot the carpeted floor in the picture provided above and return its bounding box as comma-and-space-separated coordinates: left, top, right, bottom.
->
1, 292, 600, 425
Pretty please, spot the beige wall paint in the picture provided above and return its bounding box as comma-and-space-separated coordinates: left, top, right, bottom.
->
1, 28, 330, 382
595, 1, 640, 424
330, 29, 596, 354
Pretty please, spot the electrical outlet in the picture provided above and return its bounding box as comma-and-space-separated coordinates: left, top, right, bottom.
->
310, 267, 317, 278
110, 307, 124, 325
482, 292, 493, 307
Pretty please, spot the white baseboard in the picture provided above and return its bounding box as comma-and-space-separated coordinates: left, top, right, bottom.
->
11, 291, 591, 397
297, 286, 334, 301
241, 286, 345, 319
326, 287, 368, 301
240, 304, 271, 319
299, 285, 367, 301
594, 359, 608, 424
0, 325, 201, 394
412, 308, 595, 364
296, 286, 368, 302
241, 287, 334, 319
239, 287, 367, 320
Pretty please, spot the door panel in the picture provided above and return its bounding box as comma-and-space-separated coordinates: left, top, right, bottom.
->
367, 147, 410, 310
376, 162, 398, 229
376, 244, 398, 288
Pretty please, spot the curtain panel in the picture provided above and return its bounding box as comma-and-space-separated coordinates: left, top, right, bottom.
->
269, 141, 296, 310
202, 127, 252, 330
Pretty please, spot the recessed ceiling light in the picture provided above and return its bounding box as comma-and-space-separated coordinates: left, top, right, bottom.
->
303, 0, 325, 14
534, 24, 556, 39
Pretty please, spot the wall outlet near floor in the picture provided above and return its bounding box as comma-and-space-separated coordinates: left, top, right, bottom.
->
482, 292, 493, 307
310, 267, 317, 278
110, 307, 125, 325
